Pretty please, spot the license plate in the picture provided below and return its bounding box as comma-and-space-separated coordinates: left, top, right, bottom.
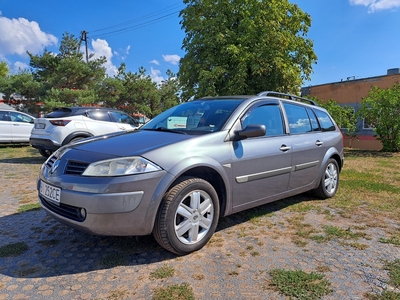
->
35, 123, 45, 129
40, 181, 61, 203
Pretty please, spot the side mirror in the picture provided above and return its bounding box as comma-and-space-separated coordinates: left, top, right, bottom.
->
235, 124, 266, 140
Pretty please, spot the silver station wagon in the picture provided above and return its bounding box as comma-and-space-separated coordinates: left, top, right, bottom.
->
37, 91, 344, 255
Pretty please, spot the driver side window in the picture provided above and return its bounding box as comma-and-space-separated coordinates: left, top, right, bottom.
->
242, 104, 284, 136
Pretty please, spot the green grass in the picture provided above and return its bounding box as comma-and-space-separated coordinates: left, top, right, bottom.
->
152, 282, 194, 300
150, 264, 175, 279
17, 203, 41, 213
268, 269, 332, 300
310, 225, 366, 243
385, 259, 400, 289
379, 234, 400, 246
0, 242, 29, 257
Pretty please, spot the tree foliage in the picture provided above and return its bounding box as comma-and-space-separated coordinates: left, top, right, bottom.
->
178, 0, 317, 100
0, 33, 180, 118
359, 84, 400, 152
0, 61, 8, 78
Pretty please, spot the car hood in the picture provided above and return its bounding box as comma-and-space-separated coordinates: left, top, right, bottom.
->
69, 130, 198, 158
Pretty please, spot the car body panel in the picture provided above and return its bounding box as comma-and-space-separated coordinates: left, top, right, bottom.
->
37, 94, 344, 240
0, 110, 35, 143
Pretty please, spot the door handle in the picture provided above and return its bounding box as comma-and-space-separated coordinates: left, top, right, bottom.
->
315, 140, 323, 146
279, 145, 291, 152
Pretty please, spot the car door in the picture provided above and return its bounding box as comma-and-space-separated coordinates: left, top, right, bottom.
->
0, 111, 12, 142
282, 102, 324, 190
230, 101, 292, 212
9, 111, 35, 142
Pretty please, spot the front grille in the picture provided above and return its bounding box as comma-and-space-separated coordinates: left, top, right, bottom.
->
66, 161, 89, 175
46, 155, 57, 169
40, 195, 85, 222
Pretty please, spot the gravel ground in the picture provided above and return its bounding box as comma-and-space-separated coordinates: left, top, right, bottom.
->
0, 146, 399, 299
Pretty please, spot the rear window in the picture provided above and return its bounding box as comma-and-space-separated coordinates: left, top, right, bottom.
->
314, 109, 336, 132
45, 108, 73, 118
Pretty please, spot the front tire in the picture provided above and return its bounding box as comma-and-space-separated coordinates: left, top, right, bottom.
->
153, 177, 220, 255
313, 158, 339, 199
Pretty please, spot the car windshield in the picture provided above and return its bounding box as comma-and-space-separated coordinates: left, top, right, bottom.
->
142, 99, 245, 134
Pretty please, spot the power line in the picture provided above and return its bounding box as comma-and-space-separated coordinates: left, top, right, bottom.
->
88, 2, 185, 39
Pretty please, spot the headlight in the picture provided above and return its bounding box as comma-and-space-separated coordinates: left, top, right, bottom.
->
82, 156, 162, 176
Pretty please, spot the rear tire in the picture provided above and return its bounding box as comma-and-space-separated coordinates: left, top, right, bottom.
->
313, 158, 339, 199
153, 177, 220, 255
38, 149, 52, 158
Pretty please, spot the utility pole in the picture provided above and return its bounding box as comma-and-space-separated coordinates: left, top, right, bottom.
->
80, 30, 89, 63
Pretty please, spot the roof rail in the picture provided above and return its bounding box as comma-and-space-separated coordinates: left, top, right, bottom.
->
257, 91, 317, 106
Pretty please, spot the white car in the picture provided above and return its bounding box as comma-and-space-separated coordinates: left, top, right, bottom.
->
0, 109, 35, 143
30, 107, 139, 157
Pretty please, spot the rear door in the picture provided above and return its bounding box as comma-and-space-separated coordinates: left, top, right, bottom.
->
282, 102, 324, 190
9, 111, 35, 142
230, 101, 292, 211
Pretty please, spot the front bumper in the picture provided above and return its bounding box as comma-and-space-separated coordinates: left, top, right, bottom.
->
38, 169, 169, 236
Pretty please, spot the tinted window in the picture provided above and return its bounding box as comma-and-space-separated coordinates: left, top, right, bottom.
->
314, 109, 336, 132
110, 111, 138, 126
45, 108, 73, 118
283, 103, 312, 134
87, 110, 111, 122
242, 104, 284, 136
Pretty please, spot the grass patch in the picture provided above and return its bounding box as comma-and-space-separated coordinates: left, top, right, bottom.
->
150, 264, 175, 279
268, 269, 332, 300
0, 242, 29, 257
384, 259, 400, 289
311, 225, 366, 243
153, 282, 194, 300
17, 203, 41, 213
379, 234, 400, 246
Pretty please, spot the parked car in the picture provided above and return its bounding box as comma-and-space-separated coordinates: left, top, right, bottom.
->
0, 109, 35, 143
30, 107, 140, 158
37, 92, 344, 255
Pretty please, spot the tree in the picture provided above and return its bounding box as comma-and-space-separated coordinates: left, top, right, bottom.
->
359, 84, 400, 152
178, 0, 317, 100
27, 32, 107, 109
0, 61, 8, 78
98, 64, 180, 119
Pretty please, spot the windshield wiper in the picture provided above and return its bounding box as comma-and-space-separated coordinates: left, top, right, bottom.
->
143, 127, 187, 134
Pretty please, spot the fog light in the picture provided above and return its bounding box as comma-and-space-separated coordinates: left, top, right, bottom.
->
80, 208, 87, 219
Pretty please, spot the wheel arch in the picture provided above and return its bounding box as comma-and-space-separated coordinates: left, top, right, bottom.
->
62, 131, 94, 146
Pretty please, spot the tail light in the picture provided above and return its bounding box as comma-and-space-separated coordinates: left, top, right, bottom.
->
50, 120, 71, 126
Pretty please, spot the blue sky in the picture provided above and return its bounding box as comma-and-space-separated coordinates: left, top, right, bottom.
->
0, 0, 399, 87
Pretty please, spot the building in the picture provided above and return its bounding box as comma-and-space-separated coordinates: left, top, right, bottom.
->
301, 68, 400, 150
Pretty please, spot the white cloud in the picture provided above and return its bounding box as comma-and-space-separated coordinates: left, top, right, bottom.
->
0, 16, 57, 59
89, 38, 118, 76
162, 54, 181, 65
13, 61, 29, 71
150, 67, 164, 84
349, 0, 400, 12
150, 59, 160, 65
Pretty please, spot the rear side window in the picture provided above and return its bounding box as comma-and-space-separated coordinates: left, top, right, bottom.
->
283, 103, 312, 134
87, 110, 111, 122
314, 109, 336, 132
